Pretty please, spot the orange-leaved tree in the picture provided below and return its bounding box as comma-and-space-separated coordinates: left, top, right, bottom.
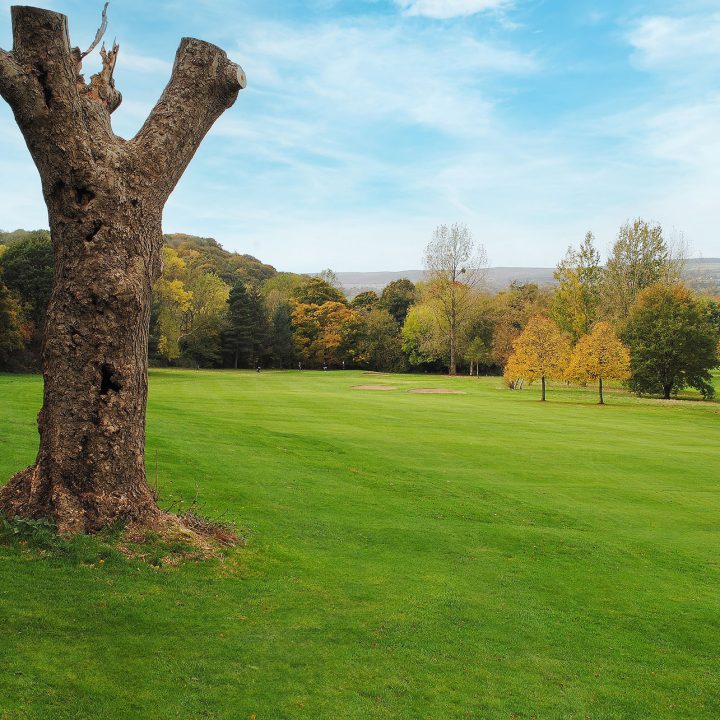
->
291, 301, 361, 367
505, 315, 570, 401
565, 322, 630, 404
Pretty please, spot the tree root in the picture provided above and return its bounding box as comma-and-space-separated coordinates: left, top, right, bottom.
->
0, 466, 241, 556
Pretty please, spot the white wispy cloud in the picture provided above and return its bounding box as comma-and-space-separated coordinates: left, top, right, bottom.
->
619, 9, 720, 259
636, 94, 720, 252
235, 19, 537, 140
643, 95, 720, 167
190, 17, 541, 267
395, 0, 512, 20
117, 49, 173, 75
628, 12, 720, 70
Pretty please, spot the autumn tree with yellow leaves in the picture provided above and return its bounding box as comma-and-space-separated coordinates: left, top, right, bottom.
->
505, 316, 571, 401
153, 246, 229, 363
154, 247, 194, 361
291, 301, 361, 368
565, 322, 630, 404
552, 231, 602, 343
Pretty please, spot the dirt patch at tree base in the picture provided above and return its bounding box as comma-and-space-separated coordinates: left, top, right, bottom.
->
116, 516, 237, 564
352, 385, 398, 391
0, 509, 243, 568
408, 388, 466, 394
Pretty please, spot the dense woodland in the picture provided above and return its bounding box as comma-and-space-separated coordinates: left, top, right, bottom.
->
1, 221, 719, 399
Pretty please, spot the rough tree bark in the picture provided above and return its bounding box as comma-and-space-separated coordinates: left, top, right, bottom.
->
0, 6, 245, 533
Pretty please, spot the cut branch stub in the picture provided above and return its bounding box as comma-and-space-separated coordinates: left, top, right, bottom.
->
9, 6, 77, 111
235, 63, 247, 89
0, 46, 44, 118
132, 37, 246, 198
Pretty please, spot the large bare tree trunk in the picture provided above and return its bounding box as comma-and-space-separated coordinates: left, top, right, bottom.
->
0, 6, 245, 533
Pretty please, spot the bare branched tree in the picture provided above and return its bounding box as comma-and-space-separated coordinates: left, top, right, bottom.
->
602, 219, 684, 322
423, 223, 486, 375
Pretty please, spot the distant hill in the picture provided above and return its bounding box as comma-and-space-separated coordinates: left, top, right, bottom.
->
337, 258, 720, 297
163, 233, 277, 285
683, 258, 720, 293
336, 267, 555, 297
3, 227, 717, 296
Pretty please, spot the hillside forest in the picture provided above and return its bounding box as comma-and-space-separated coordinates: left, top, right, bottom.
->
1, 221, 718, 400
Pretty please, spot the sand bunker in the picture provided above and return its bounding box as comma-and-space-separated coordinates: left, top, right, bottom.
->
352, 385, 398, 391
408, 388, 466, 394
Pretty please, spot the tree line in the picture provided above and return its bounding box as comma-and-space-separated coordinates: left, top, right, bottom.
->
1, 221, 719, 400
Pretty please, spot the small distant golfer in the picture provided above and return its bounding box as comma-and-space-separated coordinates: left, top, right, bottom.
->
323, 363, 328, 371
342, 360, 345, 370
256, 364, 261, 373
298, 361, 302, 371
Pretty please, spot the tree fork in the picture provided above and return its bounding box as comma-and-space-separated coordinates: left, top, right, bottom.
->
0, 5, 245, 534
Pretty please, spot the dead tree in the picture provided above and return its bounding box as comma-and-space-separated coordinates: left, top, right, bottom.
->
0, 6, 246, 533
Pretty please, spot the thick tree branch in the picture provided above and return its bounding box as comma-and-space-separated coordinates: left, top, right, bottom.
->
132, 37, 245, 198
10, 6, 78, 109
0, 47, 20, 90
0, 46, 37, 114
1, 5, 125, 188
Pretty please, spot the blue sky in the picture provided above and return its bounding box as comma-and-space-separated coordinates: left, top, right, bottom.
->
1, 0, 718, 271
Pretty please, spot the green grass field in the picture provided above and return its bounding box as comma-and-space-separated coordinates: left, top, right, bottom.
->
1, 370, 719, 719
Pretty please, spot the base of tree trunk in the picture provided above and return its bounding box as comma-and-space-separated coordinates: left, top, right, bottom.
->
0, 469, 240, 552
0, 464, 161, 535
